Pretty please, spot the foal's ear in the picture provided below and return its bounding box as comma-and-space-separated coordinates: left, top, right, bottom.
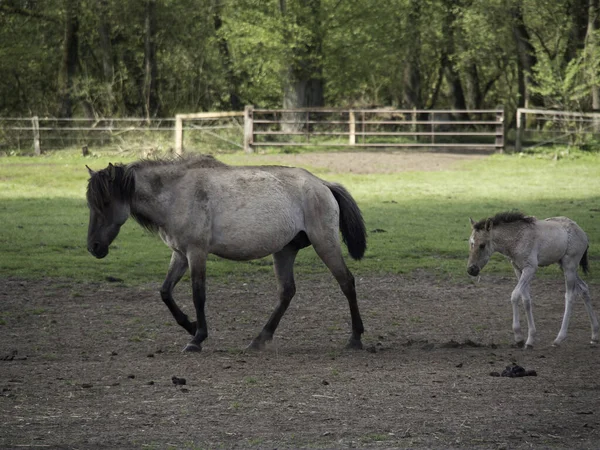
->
469, 217, 475, 228
485, 218, 493, 231
86, 165, 95, 176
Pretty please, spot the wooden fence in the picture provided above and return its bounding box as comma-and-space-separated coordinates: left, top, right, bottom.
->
2, 107, 504, 154
242, 106, 504, 153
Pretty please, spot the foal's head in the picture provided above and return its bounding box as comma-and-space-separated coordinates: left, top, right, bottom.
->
467, 217, 494, 277
86, 163, 133, 258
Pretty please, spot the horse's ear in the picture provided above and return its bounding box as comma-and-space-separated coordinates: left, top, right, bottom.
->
485, 218, 493, 231
108, 163, 116, 181
86, 165, 95, 176
469, 217, 475, 228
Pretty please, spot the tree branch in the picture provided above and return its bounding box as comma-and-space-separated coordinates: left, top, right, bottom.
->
0, 4, 59, 23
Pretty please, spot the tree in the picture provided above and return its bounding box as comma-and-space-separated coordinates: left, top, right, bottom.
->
280, 0, 325, 113
58, 0, 80, 118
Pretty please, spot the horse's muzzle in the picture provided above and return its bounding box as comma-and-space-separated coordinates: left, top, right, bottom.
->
467, 265, 480, 276
88, 242, 109, 259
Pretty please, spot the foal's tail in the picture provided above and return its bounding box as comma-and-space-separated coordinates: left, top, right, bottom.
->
580, 246, 590, 275
325, 182, 367, 260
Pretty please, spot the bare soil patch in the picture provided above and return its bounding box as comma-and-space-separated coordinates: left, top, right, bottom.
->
2, 274, 599, 449
237, 150, 492, 174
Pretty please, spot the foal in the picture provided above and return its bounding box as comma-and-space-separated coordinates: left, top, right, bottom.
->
467, 211, 599, 348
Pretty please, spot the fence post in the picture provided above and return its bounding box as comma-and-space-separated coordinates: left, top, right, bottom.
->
174, 114, 183, 155
495, 106, 505, 153
243, 105, 254, 153
515, 108, 523, 153
349, 110, 356, 145
32, 116, 41, 155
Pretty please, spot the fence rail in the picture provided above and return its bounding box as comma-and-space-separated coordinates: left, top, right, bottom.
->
0, 116, 243, 154
515, 108, 600, 151
244, 106, 504, 152
1, 106, 505, 154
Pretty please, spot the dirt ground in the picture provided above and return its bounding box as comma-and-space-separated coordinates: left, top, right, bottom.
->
2, 151, 600, 449
231, 149, 492, 174
2, 274, 600, 449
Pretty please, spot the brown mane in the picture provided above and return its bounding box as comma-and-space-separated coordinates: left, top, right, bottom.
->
473, 210, 535, 230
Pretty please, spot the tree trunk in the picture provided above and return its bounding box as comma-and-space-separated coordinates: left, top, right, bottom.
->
280, 0, 324, 132
566, 0, 589, 64
58, 0, 79, 118
213, 0, 242, 110
96, 0, 114, 115
465, 63, 482, 109
441, 0, 467, 113
402, 0, 423, 108
143, 0, 160, 119
587, 0, 600, 112
511, 2, 544, 108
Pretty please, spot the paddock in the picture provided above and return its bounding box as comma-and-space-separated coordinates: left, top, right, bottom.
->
1, 273, 599, 449
1, 149, 599, 449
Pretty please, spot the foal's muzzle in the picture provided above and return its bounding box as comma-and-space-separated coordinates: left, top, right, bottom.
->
467, 265, 480, 277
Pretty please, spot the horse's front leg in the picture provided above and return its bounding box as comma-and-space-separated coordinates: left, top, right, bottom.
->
160, 251, 197, 336
183, 248, 209, 352
510, 266, 524, 346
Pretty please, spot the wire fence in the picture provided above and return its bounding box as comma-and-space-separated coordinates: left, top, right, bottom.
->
515, 108, 600, 151
0, 116, 244, 154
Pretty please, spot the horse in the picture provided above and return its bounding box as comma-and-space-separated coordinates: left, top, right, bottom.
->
467, 211, 599, 348
86, 154, 367, 352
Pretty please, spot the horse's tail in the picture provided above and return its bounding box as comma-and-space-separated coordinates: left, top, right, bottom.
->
580, 246, 590, 275
325, 182, 367, 260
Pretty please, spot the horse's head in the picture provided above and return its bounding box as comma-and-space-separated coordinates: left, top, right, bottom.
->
86, 163, 133, 258
467, 217, 494, 276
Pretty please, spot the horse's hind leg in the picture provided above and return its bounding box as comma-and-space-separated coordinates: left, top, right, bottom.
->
311, 241, 363, 349
576, 275, 598, 344
248, 245, 299, 351
160, 251, 196, 336
554, 268, 578, 346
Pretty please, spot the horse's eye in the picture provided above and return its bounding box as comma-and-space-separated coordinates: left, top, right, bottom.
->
479, 243, 486, 249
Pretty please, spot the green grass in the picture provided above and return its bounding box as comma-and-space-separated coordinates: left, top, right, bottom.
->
1, 148, 600, 284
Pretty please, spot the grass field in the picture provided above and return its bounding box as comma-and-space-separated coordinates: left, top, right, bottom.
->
1, 148, 599, 284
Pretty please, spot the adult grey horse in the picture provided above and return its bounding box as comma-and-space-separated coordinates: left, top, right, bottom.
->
467, 211, 599, 348
86, 155, 367, 352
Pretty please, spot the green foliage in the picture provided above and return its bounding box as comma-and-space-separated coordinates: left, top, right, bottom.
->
1, 0, 598, 118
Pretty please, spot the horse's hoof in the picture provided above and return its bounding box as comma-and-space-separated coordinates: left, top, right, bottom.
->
525, 344, 534, 350
514, 340, 525, 348
590, 339, 598, 346
346, 338, 363, 350
182, 343, 202, 352
245, 338, 268, 352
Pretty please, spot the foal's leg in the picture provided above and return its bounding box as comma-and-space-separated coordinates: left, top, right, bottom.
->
554, 268, 578, 346
511, 266, 537, 348
248, 245, 299, 351
577, 275, 600, 344
311, 242, 364, 349
183, 248, 209, 352
160, 251, 196, 336
510, 266, 524, 346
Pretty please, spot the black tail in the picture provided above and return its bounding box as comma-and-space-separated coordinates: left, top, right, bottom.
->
326, 182, 367, 260
581, 247, 590, 274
